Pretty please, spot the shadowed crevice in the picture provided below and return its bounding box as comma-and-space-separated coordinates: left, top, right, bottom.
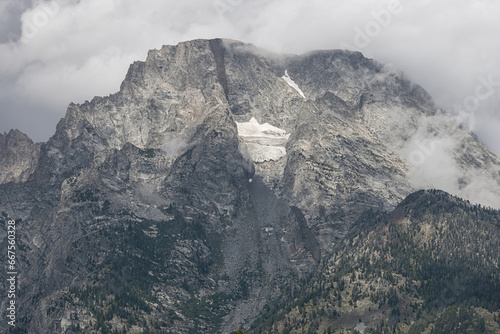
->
209, 39, 230, 101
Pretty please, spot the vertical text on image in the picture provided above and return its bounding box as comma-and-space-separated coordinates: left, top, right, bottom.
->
6, 219, 17, 327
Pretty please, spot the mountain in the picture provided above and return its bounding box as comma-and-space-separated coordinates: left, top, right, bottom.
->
0, 38, 499, 334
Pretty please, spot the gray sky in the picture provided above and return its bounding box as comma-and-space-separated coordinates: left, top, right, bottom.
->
0, 0, 499, 155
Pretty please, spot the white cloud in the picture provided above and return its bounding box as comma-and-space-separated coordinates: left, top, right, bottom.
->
0, 0, 498, 158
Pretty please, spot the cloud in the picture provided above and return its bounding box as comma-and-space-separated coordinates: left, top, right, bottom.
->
0, 0, 32, 43
161, 134, 189, 158
0, 0, 499, 159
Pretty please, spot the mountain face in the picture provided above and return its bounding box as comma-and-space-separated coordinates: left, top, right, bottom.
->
0, 38, 499, 334
0, 129, 40, 185
254, 190, 500, 333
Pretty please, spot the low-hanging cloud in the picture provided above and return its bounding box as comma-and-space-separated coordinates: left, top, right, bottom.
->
161, 134, 189, 158
0, 0, 499, 159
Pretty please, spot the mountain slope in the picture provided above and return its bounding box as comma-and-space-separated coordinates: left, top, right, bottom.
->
254, 190, 500, 333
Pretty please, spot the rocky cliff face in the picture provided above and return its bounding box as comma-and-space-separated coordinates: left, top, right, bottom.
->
0, 129, 40, 184
0, 39, 499, 334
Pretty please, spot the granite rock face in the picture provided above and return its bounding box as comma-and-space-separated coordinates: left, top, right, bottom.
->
0, 39, 499, 333
0, 129, 40, 184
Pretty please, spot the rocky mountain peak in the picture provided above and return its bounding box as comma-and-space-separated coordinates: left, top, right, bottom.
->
0, 129, 40, 184
0, 39, 499, 333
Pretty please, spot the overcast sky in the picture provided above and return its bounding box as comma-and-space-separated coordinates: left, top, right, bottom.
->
0, 0, 499, 155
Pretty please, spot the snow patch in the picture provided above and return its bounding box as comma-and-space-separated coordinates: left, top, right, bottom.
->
354, 322, 366, 333
236, 117, 290, 162
236, 117, 288, 138
282, 70, 306, 99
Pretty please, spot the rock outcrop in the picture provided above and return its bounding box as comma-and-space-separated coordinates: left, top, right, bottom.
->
0, 38, 499, 334
0, 129, 40, 184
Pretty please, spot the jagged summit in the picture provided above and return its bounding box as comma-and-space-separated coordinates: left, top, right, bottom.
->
0, 38, 499, 333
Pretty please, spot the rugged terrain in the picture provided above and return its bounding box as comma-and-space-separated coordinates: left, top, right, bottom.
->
0, 129, 40, 184
253, 190, 500, 333
0, 39, 499, 333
